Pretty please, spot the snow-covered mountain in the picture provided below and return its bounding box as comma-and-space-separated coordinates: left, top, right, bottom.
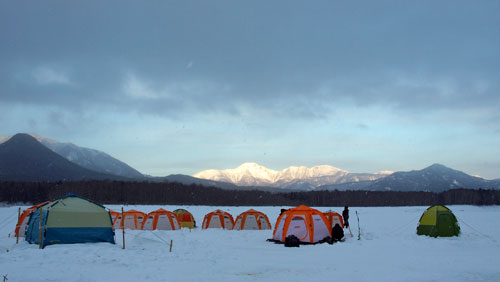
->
365, 163, 499, 192
0, 133, 124, 181
193, 162, 392, 190
0, 134, 144, 179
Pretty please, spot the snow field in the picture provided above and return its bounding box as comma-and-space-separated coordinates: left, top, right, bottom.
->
0, 205, 499, 282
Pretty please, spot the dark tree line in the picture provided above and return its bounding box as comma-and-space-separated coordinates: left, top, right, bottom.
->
0, 181, 499, 206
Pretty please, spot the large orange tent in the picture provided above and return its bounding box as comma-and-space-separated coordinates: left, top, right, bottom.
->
324, 211, 344, 228
272, 205, 331, 244
14, 201, 50, 238
113, 209, 146, 230
173, 208, 196, 228
202, 209, 234, 230
142, 209, 181, 230
233, 209, 272, 230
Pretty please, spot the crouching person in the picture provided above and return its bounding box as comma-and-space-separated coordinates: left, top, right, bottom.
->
331, 223, 344, 242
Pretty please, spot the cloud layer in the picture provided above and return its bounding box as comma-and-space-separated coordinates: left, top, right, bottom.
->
1, 1, 499, 178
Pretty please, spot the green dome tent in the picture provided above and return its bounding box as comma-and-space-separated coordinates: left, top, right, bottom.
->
26, 194, 115, 248
417, 205, 460, 237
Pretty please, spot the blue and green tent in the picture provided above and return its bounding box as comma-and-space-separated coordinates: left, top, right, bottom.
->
26, 194, 115, 248
416, 205, 460, 237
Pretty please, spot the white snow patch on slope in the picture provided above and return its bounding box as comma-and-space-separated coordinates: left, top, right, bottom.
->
194, 162, 348, 186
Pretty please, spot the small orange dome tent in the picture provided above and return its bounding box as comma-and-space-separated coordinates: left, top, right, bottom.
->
14, 201, 50, 238
272, 205, 331, 244
142, 209, 181, 230
324, 211, 344, 228
202, 209, 234, 230
173, 209, 196, 228
234, 209, 272, 230
113, 209, 146, 230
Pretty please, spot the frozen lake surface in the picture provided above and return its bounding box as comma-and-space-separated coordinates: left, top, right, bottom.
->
1, 204, 499, 282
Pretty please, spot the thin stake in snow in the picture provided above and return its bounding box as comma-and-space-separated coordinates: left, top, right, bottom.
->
121, 207, 125, 250
16, 207, 20, 244
169, 240, 173, 252
356, 211, 360, 240
38, 207, 42, 249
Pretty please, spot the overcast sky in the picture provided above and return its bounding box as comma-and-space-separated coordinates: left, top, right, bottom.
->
1, 1, 499, 178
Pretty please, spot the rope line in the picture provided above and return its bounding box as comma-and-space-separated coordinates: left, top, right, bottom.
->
0, 210, 20, 232
455, 215, 496, 242
387, 214, 421, 234
148, 230, 170, 245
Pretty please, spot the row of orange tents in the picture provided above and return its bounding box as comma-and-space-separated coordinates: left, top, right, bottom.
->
109, 208, 195, 231
202, 209, 273, 230
109, 208, 275, 231
15, 203, 345, 240
200, 208, 344, 233
200, 206, 346, 244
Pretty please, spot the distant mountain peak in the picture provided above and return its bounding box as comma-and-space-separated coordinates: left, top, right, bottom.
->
1, 133, 144, 179
194, 162, 385, 189
236, 162, 278, 174
0, 133, 120, 181
10, 132, 35, 140
0, 133, 60, 145
6, 133, 41, 147
238, 162, 267, 168
367, 163, 498, 192
422, 163, 466, 175
425, 163, 448, 170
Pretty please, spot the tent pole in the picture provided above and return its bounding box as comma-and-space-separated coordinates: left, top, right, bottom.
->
38, 207, 43, 249
356, 211, 361, 240
122, 207, 125, 250
16, 207, 20, 244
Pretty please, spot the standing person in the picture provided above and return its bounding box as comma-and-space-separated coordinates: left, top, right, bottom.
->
342, 206, 349, 228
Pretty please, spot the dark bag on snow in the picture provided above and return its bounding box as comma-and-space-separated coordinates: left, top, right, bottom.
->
284, 235, 300, 247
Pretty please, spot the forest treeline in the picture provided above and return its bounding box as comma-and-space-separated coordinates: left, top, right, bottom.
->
0, 181, 499, 206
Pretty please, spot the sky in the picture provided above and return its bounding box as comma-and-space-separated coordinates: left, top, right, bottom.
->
1, 1, 500, 179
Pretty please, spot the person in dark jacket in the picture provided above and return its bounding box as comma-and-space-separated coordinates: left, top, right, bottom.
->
331, 223, 344, 242
342, 206, 349, 228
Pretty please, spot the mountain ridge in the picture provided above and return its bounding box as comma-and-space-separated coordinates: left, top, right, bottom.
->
320, 163, 500, 192
0, 134, 144, 179
0, 133, 125, 181
2, 134, 499, 192
194, 162, 392, 189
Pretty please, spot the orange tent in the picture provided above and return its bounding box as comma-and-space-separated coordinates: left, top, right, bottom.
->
272, 205, 331, 244
324, 211, 344, 228
142, 209, 181, 230
113, 209, 146, 230
202, 209, 234, 230
14, 201, 50, 238
173, 209, 196, 228
233, 209, 272, 230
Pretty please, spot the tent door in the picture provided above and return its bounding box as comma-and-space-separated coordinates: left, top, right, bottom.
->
286, 216, 309, 241
156, 215, 173, 230
244, 216, 259, 230
437, 214, 454, 236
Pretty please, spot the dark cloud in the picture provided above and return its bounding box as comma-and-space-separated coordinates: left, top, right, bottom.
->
1, 0, 499, 120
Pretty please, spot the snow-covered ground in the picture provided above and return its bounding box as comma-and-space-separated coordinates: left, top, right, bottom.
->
0, 205, 499, 282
